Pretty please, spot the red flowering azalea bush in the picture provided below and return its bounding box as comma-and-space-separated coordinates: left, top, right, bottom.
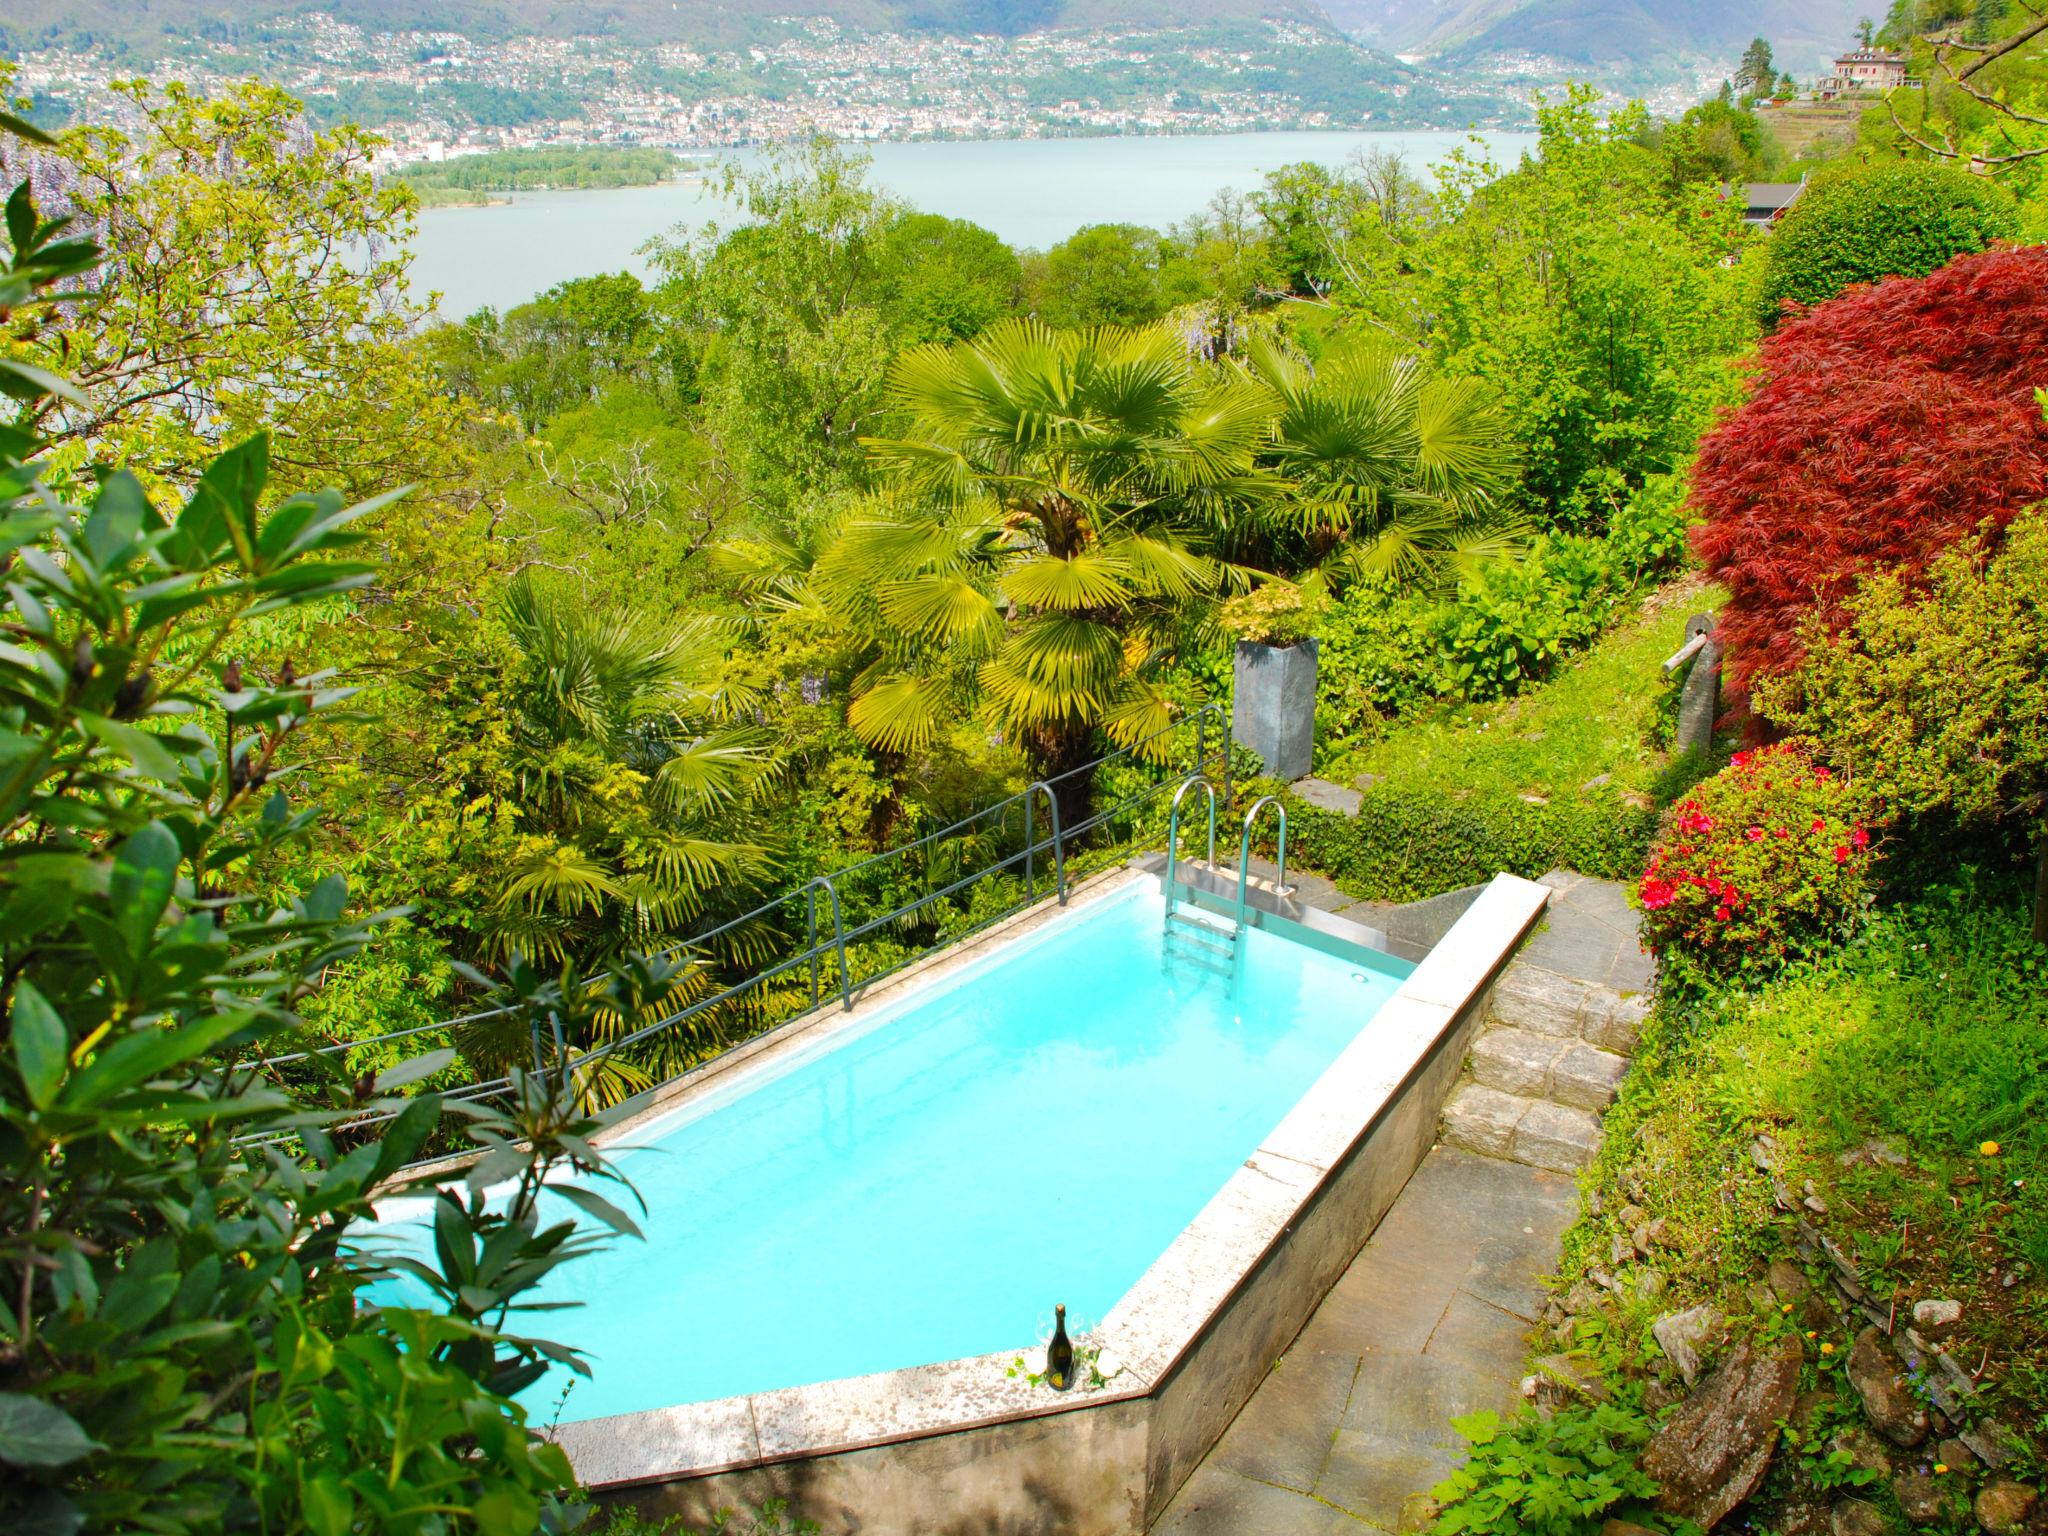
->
1690, 245, 2048, 697
1636, 746, 1879, 975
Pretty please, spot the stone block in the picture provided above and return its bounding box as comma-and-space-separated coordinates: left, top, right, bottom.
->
1582, 991, 1649, 1056
1512, 1101, 1604, 1173
1550, 1043, 1630, 1111
1291, 777, 1362, 816
1470, 1027, 1565, 1097
1441, 1084, 1530, 1159
1232, 639, 1317, 781
1486, 964, 1590, 1038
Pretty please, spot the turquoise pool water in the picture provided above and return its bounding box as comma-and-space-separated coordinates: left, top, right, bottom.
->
371, 879, 1412, 1423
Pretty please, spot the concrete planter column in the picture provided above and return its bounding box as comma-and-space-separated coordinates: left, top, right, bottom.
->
1232, 638, 1317, 782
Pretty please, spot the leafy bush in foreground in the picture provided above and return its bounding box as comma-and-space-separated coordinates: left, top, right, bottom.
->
1758, 507, 2048, 940
1635, 746, 1877, 978
0, 159, 628, 1536
1431, 1404, 1668, 1536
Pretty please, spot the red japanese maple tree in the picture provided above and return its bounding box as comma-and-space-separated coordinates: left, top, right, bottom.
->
1691, 244, 2048, 695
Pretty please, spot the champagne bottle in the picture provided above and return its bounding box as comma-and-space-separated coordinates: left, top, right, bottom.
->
1047, 1304, 1074, 1391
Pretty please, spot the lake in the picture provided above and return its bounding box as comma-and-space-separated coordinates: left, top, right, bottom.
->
407, 129, 1536, 316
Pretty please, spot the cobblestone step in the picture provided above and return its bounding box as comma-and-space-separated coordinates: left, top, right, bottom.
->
1469, 1026, 1630, 1111
1442, 1082, 1605, 1173
1486, 961, 1647, 1057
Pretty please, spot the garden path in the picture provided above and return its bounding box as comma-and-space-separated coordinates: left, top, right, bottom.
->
1149, 870, 1649, 1534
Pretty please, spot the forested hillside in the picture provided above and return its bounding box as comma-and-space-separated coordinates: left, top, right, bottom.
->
2, 32, 2046, 1535
1324, 0, 1864, 69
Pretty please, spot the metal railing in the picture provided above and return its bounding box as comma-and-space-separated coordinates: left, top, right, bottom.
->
1236, 795, 1289, 930
238, 704, 1234, 1151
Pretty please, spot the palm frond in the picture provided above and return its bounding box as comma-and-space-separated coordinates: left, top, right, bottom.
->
654, 729, 781, 811
878, 573, 1004, 647
499, 845, 629, 917
1100, 681, 1176, 760
847, 674, 948, 754
1109, 533, 1216, 600
1001, 553, 1132, 612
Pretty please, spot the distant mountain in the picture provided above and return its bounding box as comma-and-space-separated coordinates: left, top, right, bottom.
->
3, 0, 1334, 56
1320, 0, 1866, 75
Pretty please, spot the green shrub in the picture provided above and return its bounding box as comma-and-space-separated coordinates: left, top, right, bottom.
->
1431, 1404, 1671, 1536
1311, 483, 1694, 754
597, 1501, 819, 1536
1635, 745, 1878, 977
1435, 535, 1627, 703
1281, 784, 1659, 902
1220, 577, 1326, 646
1312, 579, 1449, 752
0, 158, 629, 1536
1552, 877, 2048, 1428
1758, 161, 2021, 322
1756, 506, 2048, 937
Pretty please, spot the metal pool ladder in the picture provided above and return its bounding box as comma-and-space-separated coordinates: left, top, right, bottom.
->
1161, 777, 1290, 978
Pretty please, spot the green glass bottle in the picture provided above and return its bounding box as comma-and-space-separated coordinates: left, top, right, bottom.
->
1047, 1304, 1074, 1391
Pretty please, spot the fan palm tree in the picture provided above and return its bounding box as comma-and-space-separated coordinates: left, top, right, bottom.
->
813, 319, 1273, 805
491, 576, 779, 968
1239, 333, 1524, 594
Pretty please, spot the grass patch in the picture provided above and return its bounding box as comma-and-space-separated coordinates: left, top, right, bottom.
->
1270, 580, 1727, 901
1550, 875, 2048, 1474
1319, 577, 1725, 806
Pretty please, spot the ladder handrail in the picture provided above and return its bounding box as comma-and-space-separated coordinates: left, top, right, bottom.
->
1164, 774, 1218, 909
1236, 795, 1288, 930
1022, 779, 1067, 905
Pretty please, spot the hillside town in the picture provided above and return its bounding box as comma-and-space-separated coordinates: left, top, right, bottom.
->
10, 9, 1516, 162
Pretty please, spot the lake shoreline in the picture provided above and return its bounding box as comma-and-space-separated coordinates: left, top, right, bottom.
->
409, 128, 1538, 316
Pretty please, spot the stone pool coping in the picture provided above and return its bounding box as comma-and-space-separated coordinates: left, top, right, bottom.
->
546, 864, 1551, 1515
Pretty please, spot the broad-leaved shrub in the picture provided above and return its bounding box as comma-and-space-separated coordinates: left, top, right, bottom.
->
1431, 1404, 1671, 1536
1635, 745, 1877, 975
1758, 161, 2020, 323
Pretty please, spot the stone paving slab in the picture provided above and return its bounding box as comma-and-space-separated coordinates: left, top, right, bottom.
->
1528, 869, 1654, 995
1151, 1150, 1578, 1533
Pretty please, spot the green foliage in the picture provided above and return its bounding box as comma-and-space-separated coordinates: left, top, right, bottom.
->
876, 210, 1025, 345
1283, 782, 1659, 901
1240, 333, 1524, 593
392, 145, 678, 204
595, 1503, 819, 1536
1554, 877, 2048, 1447
1310, 577, 1448, 742
1758, 160, 2022, 321
0, 174, 624, 1534
1024, 222, 1202, 328
1390, 87, 1756, 532
1430, 1404, 1670, 1536
1309, 476, 1692, 751
1, 78, 457, 500
1647, 98, 1782, 188
1636, 746, 1879, 980
649, 138, 900, 501
433, 273, 666, 430
1757, 506, 2048, 871
1287, 595, 1714, 900
1432, 534, 1631, 703
1220, 579, 1325, 646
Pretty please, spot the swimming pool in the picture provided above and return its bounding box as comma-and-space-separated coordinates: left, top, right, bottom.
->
372, 875, 1413, 1424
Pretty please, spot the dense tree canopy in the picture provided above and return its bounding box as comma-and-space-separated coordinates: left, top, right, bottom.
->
1691, 244, 2048, 694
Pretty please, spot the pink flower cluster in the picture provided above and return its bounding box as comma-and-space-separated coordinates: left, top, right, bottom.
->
1634, 745, 1878, 969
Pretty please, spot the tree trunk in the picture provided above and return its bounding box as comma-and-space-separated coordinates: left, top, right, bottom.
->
2034, 827, 2048, 948
1027, 719, 1098, 851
